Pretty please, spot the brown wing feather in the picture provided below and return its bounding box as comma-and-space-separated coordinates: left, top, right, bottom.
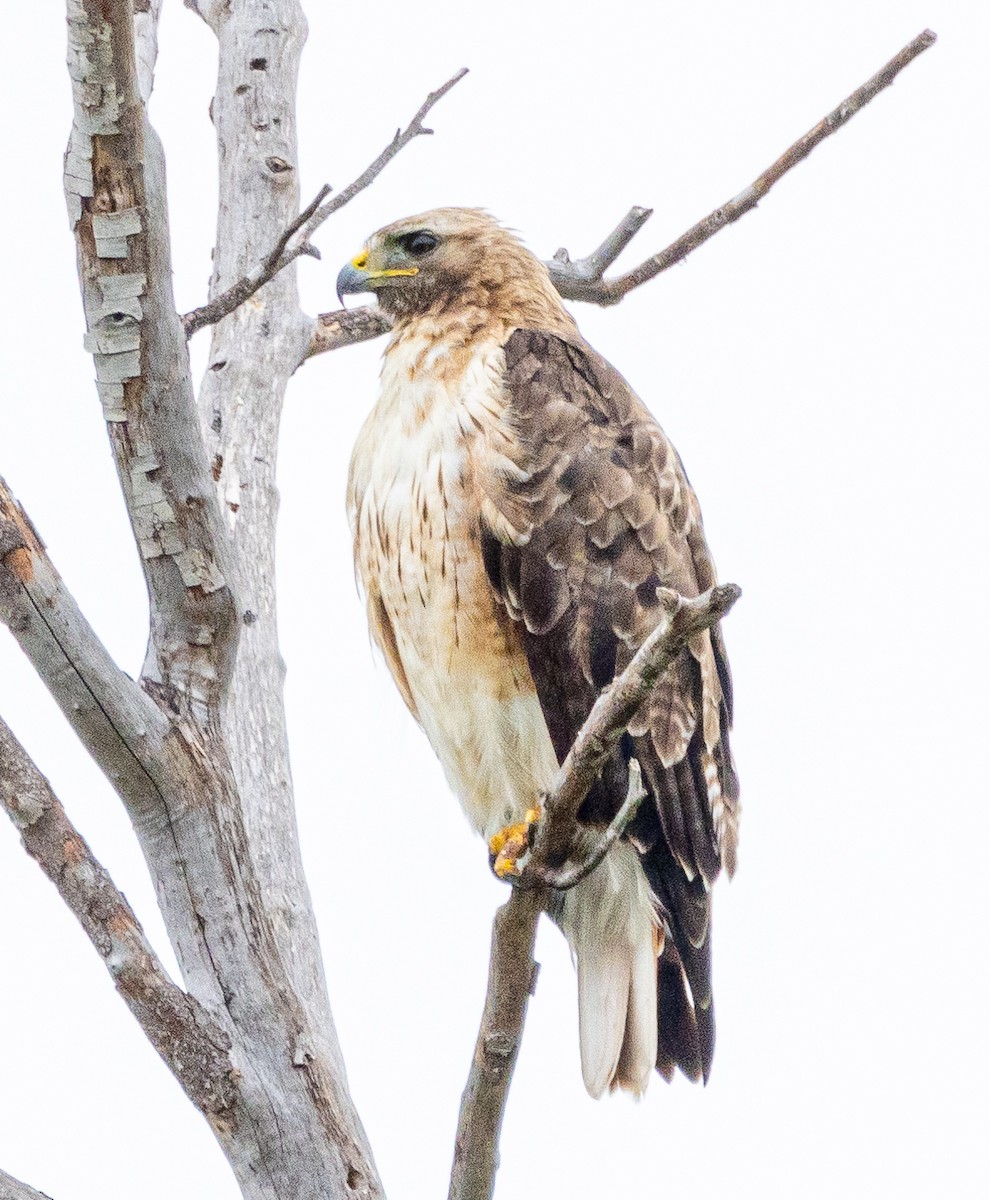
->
479, 328, 739, 1083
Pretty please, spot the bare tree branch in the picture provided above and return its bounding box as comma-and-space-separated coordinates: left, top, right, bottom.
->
0, 477, 171, 825
298, 67, 469, 238
0, 1168, 55, 1200
174, 3, 388, 1195
182, 68, 468, 339
182, 185, 329, 337
521, 759, 646, 891
537, 585, 741, 864
303, 29, 937, 362
448, 584, 741, 1200
548, 206, 653, 289
548, 28, 937, 304
65, 0, 238, 714
0, 717, 238, 1116
308, 305, 394, 356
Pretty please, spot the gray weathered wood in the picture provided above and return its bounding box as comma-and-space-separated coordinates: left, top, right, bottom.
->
0, 716, 237, 1115
0, 1168, 55, 1200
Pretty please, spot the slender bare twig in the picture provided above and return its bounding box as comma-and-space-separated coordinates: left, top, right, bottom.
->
182, 68, 468, 337
182, 185, 329, 336
448, 583, 741, 1200
298, 67, 468, 237
0, 717, 238, 1116
521, 759, 646, 891
549, 28, 937, 304
0, 1168, 54, 1200
304, 29, 936, 362
538, 585, 740, 865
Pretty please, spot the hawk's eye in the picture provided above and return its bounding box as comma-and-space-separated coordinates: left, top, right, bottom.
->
403, 231, 439, 257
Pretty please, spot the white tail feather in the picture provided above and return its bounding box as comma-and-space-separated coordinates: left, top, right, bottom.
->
577, 943, 632, 1098
560, 842, 658, 1097
614, 929, 659, 1094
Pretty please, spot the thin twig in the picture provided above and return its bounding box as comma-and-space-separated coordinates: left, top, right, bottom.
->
300, 67, 469, 236
183, 68, 468, 337
182, 185, 329, 336
0, 717, 238, 1117
537, 584, 741, 866
448, 584, 740, 1200
549, 28, 937, 304
521, 759, 646, 891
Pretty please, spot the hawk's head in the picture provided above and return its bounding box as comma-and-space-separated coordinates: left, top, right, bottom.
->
336, 207, 569, 328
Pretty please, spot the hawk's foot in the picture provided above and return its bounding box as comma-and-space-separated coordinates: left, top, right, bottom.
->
489, 806, 542, 879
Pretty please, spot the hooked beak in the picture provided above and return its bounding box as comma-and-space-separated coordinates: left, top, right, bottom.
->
336, 248, 418, 306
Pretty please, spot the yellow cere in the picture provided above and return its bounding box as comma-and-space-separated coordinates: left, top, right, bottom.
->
351, 249, 369, 269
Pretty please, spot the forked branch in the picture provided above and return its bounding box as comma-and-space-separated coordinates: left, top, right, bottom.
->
549, 28, 937, 303
182, 68, 468, 337
448, 584, 741, 1200
305, 28, 936, 359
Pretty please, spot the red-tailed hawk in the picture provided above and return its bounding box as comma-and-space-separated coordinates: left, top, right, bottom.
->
338, 209, 739, 1096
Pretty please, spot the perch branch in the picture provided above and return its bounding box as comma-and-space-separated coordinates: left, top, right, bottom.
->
0, 717, 238, 1117
183, 68, 467, 338
549, 206, 653, 287
548, 28, 937, 304
448, 583, 741, 1200
0, 1168, 54, 1200
537, 584, 741, 864
521, 759, 646, 891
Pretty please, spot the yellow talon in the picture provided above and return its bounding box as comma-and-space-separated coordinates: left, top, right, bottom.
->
488, 806, 542, 879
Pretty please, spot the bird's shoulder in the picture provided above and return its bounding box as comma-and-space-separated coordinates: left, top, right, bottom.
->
480, 327, 707, 592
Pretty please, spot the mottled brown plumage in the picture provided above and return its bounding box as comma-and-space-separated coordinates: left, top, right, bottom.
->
341, 208, 739, 1094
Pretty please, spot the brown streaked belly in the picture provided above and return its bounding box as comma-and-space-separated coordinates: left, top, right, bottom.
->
356, 468, 558, 839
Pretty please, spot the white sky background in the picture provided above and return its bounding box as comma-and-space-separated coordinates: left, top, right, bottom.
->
1, 1, 987, 1197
